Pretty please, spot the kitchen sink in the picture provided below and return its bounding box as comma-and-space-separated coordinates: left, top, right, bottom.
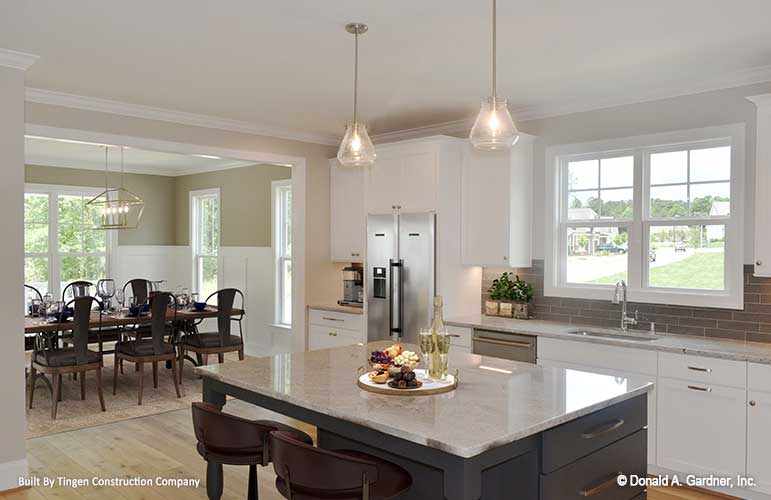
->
564, 329, 658, 342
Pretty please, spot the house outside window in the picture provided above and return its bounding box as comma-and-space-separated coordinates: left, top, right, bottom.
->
273, 180, 292, 327
545, 124, 745, 309
24, 184, 115, 305
190, 188, 220, 301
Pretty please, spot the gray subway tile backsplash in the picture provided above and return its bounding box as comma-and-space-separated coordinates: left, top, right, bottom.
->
481, 260, 771, 343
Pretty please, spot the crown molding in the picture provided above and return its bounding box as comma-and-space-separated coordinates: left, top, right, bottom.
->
374, 64, 771, 143
0, 49, 38, 71
746, 93, 771, 107
25, 155, 256, 177
25, 88, 340, 146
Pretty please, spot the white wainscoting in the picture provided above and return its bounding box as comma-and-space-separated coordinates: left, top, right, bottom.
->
114, 245, 291, 356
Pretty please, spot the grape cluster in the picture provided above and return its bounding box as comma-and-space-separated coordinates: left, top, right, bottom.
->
370, 350, 391, 365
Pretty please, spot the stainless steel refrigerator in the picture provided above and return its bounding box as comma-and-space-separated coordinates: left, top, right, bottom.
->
366, 212, 436, 344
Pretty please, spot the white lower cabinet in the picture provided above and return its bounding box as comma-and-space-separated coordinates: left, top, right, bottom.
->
656, 376, 746, 477
748, 363, 771, 495
307, 308, 365, 351
446, 325, 472, 354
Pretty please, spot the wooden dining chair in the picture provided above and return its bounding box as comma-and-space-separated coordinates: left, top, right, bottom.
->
178, 288, 245, 384
61, 280, 94, 302
114, 292, 181, 405
122, 278, 151, 306
269, 430, 413, 500
192, 402, 313, 500
29, 296, 106, 419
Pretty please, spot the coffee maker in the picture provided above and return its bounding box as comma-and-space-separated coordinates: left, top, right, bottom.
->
338, 265, 364, 308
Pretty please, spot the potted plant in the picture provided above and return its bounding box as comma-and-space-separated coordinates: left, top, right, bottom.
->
488, 272, 515, 317
508, 275, 534, 319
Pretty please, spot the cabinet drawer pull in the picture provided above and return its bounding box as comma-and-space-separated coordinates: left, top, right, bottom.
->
328, 332, 338, 337
473, 337, 532, 348
687, 384, 711, 392
580, 418, 625, 439
578, 472, 623, 497
750, 400, 757, 407
687, 365, 712, 373
322, 317, 344, 322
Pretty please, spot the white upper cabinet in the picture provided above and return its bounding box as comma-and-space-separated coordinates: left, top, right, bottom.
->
330, 160, 366, 262
365, 145, 437, 214
460, 135, 535, 267
748, 94, 771, 277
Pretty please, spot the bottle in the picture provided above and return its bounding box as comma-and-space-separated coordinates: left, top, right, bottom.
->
429, 296, 447, 380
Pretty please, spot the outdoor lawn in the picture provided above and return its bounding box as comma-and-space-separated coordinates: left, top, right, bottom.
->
590, 250, 724, 289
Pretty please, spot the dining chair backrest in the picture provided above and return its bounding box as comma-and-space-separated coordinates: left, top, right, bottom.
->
66, 296, 102, 365
149, 292, 176, 355
204, 288, 243, 344
124, 278, 151, 305
269, 431, 380, 494
62, 281, 93, 302
25, 284, 43, 302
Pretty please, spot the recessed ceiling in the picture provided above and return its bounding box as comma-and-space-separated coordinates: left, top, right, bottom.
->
25, 136, 253, 176
4, 0, 771, 140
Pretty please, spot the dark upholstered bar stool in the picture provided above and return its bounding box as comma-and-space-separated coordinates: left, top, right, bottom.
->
192, 402, 313, 500
269, 431, 413, 500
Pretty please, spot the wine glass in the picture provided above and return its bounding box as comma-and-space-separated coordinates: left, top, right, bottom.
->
115, 289, 125, 309
418, 329, 434, 380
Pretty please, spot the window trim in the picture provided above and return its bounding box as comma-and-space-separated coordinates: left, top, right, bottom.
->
273, 179, 292, 327
189, 188, 221, 297
24, 183, 118, 299
544, 124, 745, 309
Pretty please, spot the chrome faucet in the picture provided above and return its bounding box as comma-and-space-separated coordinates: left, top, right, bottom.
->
612, 280, 638, 331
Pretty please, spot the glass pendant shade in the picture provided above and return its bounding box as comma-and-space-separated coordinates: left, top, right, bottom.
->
337, 122, 376, 167
86, 187, 145, 230
470, 96, 519, 151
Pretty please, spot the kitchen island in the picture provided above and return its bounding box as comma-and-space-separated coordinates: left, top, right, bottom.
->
196, 344, 653, 500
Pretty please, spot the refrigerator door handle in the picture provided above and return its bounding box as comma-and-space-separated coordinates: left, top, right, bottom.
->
389, 259, 404, 338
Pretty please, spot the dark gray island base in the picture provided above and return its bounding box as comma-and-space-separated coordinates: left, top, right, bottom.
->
201, 376, 648, 500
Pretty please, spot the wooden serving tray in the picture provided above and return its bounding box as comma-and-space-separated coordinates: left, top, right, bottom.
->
357, 369, 458, 396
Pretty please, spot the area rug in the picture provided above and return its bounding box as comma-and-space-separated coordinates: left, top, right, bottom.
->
25, 351, 241, 438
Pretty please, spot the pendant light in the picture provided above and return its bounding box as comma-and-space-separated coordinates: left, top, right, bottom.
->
86, 146, 145, 230
469, 0, 519, 150
337, 22, 376, 167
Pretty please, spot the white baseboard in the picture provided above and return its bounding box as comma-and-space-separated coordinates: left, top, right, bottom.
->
0, 458, 28, 493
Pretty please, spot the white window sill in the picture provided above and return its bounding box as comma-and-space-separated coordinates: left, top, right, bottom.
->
271, 323, 292, 331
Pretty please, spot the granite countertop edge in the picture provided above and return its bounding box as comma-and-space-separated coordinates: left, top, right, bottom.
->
307, 303, 364, 315
195, 364, 653, 458
446, 315, 771, 365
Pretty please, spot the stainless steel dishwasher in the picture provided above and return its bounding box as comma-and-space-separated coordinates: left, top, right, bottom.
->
472, 329, 537, 363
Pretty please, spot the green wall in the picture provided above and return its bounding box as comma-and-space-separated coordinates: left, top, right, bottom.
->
26, 163, 291, 248
25, 164, 176, 245
174, 164, 291, 247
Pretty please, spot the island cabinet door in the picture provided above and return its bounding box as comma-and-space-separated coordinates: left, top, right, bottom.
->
656, 377, 746, 477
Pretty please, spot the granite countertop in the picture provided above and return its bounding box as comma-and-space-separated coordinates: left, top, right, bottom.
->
446, 314, 771, 365
195, 343, 651, 458
307, 302, 364, 315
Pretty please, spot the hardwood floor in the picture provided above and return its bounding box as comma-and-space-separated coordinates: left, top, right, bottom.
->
0, 402, 733, 500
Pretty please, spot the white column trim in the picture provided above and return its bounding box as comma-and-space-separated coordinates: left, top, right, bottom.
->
0, 458, 28, 492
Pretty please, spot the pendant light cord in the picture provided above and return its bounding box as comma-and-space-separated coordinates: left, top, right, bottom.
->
353, 29, 359, 124
492, 0, 497, 98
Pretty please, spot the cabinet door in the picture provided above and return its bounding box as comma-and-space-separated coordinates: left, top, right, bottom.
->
656, 377, 746, 476
460, 145, 511, 266
366, 156, 401, 214
748, 391, 771, 494
399, 151, 437, 212
751, 99, 771, 276
330, 162, 366, 262
308, 325, 362, 351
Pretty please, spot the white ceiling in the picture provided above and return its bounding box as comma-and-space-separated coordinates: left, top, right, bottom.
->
4, 0, 771, 141
25, 136, 253, 176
